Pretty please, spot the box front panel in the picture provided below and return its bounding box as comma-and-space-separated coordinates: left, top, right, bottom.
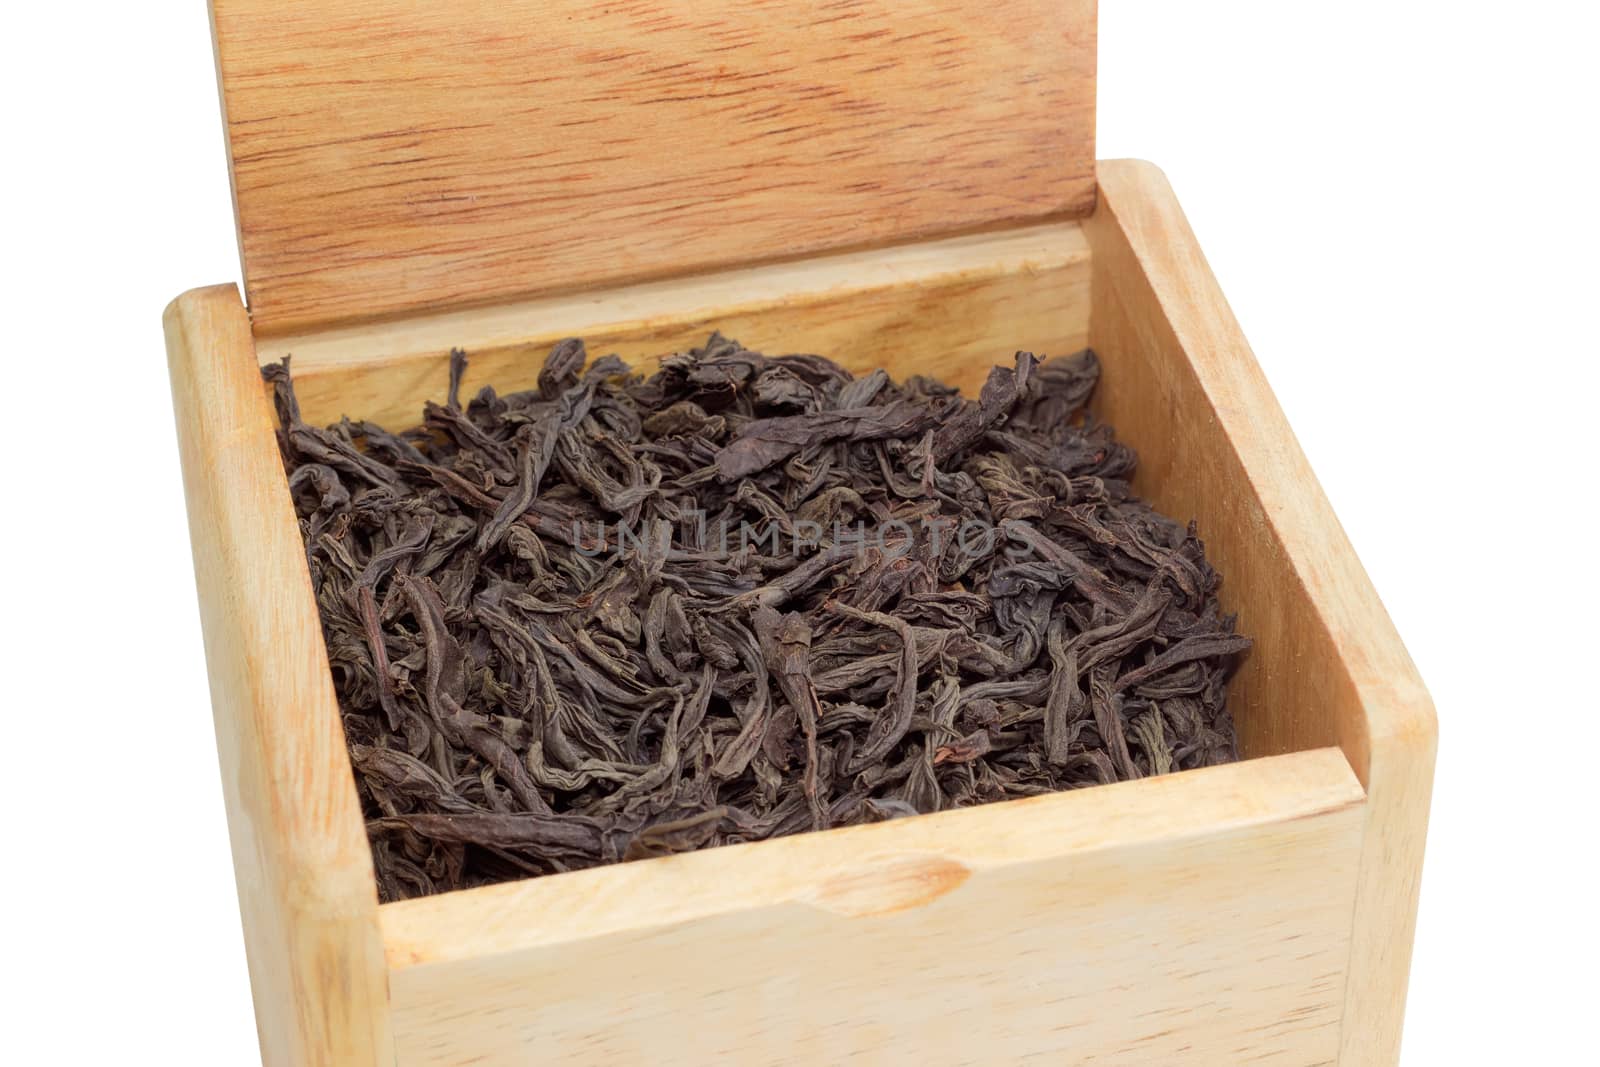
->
382, 752, 1364, 1065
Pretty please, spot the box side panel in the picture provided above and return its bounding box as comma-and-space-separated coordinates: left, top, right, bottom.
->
1083, 160, 1437, 1065
165, 286, 393, 1066
383, 751, 1363, 1065
210, 0, 1097, 334
254, 221, 1091, 431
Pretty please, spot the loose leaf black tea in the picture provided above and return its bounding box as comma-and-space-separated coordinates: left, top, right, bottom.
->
265, 335, 1248, 902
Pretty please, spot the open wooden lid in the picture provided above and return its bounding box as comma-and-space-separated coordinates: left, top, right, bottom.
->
211, 1, 1096, 336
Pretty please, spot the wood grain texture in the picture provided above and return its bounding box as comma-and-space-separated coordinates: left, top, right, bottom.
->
1084, 160, 1437, 1065
210, 0, 1098, 335
164, 286, 393, 1067
382, 750, 1365, 1066
257, 220, 1090, 429
169, 157, 1433, 1064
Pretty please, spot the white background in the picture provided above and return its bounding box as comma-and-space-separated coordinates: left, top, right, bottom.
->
6, 2, 1597, 1062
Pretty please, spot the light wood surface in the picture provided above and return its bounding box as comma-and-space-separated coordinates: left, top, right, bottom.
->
164, 286, 392, 1067
257, 220, 1091, 430
167, 161, 1434, 1066
1085, 159, 1437, 1065
383, 750, 1364, 1065
210, 0, 1098, 335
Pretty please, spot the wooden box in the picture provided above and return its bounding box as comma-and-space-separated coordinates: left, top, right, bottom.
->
167, 3, 1435, 1063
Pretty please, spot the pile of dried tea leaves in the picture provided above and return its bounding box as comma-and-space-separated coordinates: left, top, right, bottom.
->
266, 335, 1248, 902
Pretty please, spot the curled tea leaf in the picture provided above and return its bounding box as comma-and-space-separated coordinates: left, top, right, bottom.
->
267, 334, 1248, 901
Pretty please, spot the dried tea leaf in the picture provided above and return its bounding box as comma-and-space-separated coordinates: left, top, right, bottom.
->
267, 335, 1249, 901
